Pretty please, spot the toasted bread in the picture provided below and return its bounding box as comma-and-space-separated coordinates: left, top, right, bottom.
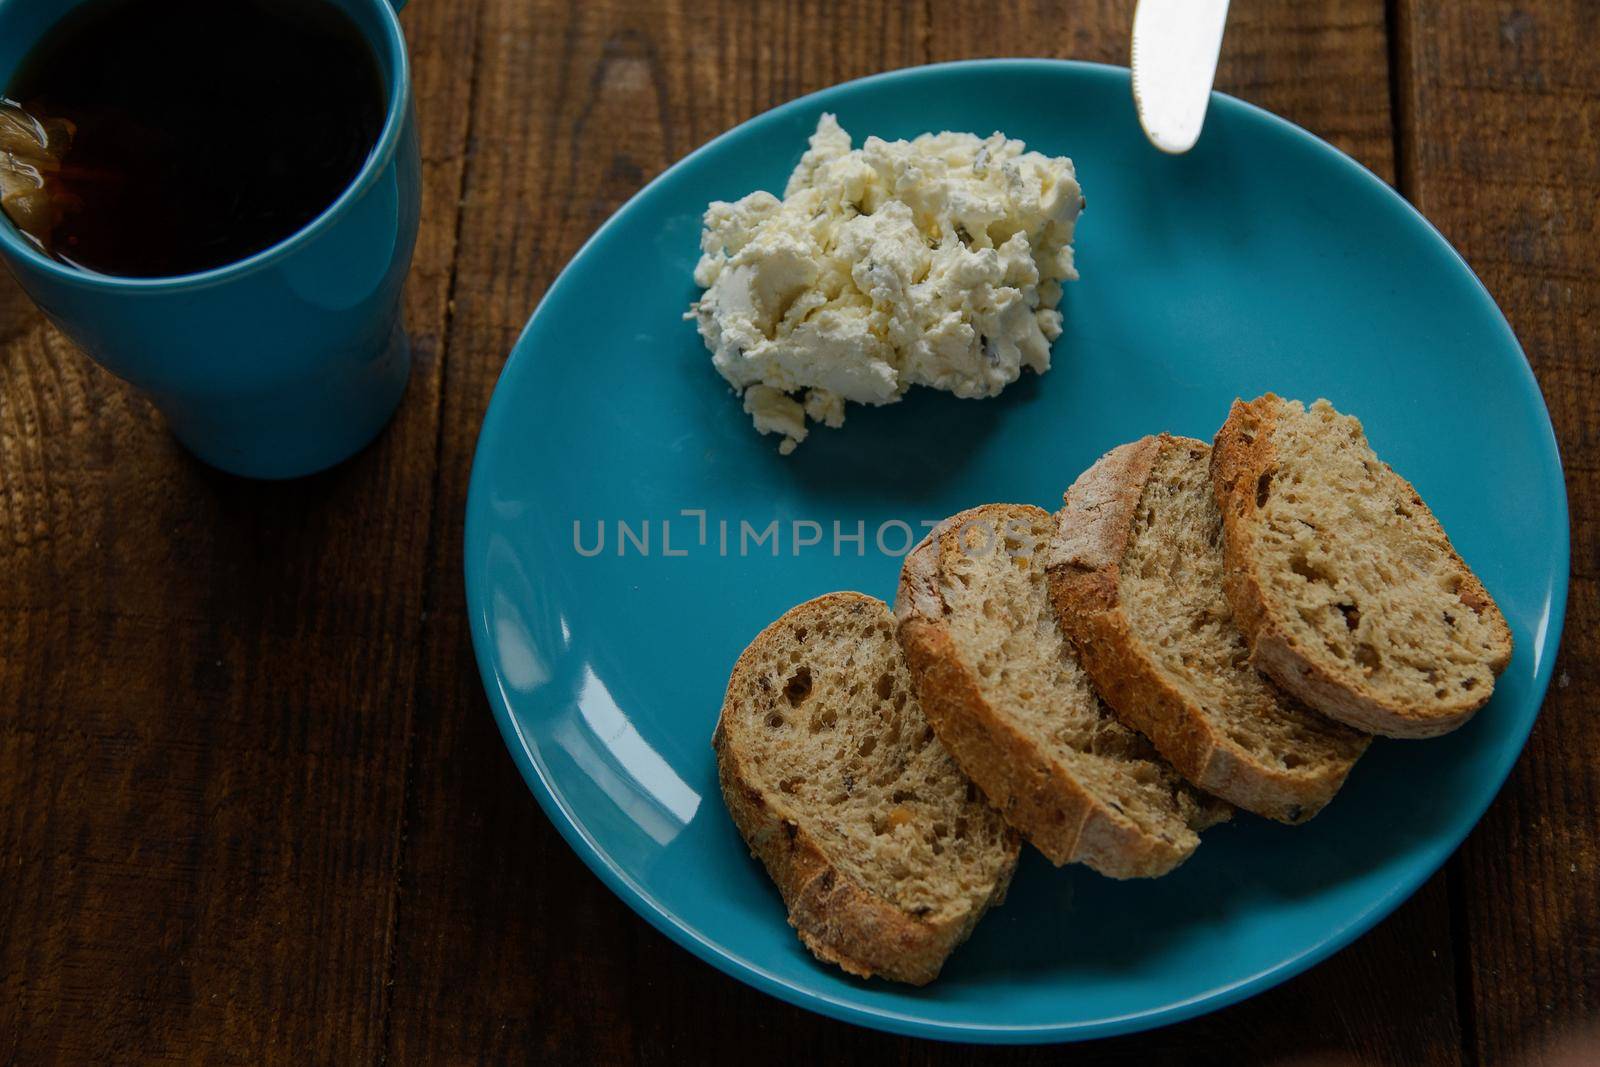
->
1049, 435, 1370, 822
1210, 396, 1513, 738
896, 505, 1228, 878
714, 592, 1019, 985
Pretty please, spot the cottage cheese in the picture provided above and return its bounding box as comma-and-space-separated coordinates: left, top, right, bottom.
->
688, 114, 1083, 453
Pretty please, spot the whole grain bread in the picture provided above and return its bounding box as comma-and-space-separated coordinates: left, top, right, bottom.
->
1049, 435, 1370, 822
895, 504, 1229, 878
1211, 395, 1513, 738
714, 591, 1019, 985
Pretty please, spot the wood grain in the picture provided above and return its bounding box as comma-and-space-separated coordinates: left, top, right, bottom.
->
0, 0, 479, 1061
1, 0, 1591, 1061
382, 2, 929, 1061
1395, 2, 1600, 1063
381, 2, 1457, 1064
926, 0, 1393, 177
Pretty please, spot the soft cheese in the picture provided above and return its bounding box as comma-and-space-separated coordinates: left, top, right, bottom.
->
689, 114, 1083, 453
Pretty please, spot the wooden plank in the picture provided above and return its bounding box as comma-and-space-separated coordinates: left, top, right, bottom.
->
1394, 2, 1600, 1062
924, 3, 1456, 1064
383, 1, 1457, 1063
0, 1, 479, 1061
925, 0, 1393, 177
380, 1, 928, 1061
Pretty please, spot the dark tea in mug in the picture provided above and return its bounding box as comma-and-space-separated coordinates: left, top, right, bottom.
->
4, 0, 386, 278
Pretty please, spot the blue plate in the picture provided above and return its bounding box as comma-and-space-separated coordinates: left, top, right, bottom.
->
464, 61, 1567, 1042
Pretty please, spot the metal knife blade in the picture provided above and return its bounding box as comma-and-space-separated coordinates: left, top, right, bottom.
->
1130, 0, 1230, 154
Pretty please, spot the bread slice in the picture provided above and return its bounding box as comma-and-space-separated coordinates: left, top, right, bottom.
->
714, 592, 1019, 985
1211, 395, 1513, 738
1049, 435, 1371, 823
896, 505, 1229, 879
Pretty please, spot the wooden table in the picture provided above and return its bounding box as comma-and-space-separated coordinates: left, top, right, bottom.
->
2, 2, 1593, 1062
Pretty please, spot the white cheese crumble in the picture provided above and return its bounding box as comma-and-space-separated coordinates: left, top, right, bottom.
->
688, 113, 1083, 454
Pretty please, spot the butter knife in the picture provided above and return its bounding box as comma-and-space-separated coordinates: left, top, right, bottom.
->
1130, 0, 1231, 154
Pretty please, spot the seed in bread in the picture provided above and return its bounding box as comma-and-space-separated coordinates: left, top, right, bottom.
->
714, 592, 1019, 985
1210, 395, 1513, 738
896, 504, 1229, 879
1050, 435, 1370, 823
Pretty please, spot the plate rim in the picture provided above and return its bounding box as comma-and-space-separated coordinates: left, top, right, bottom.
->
462, 57, 1570, 1043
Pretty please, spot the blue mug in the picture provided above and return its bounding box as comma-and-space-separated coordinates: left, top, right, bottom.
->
0, 0, 419, 478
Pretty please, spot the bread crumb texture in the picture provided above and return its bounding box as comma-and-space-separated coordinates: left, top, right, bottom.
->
1122, 438, 1369, 776
721, 594, 1012, 924
1229, 397, 1510, 715
934, 507, 1220, 848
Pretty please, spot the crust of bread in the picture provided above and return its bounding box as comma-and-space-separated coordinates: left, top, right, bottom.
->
713, 592, 1018, 985
1048, 435, 1366, 823
895, 506, 1200, 878
1210, 396, 1513, 738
